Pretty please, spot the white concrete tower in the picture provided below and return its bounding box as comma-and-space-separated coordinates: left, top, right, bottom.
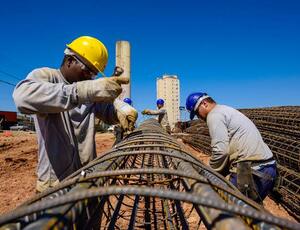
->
156, 75, 180, 129
116, 41, 131, 99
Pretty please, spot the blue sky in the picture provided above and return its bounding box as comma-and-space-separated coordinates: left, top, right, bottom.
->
0, 0, 299, 119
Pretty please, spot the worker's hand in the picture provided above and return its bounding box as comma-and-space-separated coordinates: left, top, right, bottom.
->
76, 77, 129, 104
109, 76, 129, 85
112, 66, 124, 77
141, 109, 150, 115
114, 99, 138, 132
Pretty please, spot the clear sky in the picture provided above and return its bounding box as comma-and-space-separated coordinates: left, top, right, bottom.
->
0, 0, 299, 118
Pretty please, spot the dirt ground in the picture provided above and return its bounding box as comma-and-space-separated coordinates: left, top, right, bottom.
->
0, 131, 297, 223
0, 131, 115, 214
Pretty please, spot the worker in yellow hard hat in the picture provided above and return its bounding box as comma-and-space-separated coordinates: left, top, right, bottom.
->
13, 36, 138, 192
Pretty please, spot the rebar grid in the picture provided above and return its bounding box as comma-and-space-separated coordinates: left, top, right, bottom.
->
0, 119, 299, 230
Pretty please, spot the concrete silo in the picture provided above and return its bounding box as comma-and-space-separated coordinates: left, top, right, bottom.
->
116, 41, 131, 99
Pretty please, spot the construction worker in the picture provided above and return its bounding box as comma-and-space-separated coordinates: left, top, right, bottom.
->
113, 97, 134, 145
13, 36, 138, 192
185, 92, 276, 203
142, 99, 171, 133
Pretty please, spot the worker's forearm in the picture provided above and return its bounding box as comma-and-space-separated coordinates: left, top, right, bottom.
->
146, 109, 165, 115
207, 112, 231, 173
209, 138, 230, 172
209, 149, 230, 173
13, 80, 78, 114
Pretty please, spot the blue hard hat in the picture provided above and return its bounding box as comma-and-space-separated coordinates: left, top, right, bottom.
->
123, 98, 132, 105
156, 98, 164, 105
185, 92, 208, 120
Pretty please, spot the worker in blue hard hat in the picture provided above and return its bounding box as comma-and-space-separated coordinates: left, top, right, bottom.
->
142, 99, 171, 133
185, 92, 276, 203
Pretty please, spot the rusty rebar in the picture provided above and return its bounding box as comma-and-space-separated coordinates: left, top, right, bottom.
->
0, 118, 299, 230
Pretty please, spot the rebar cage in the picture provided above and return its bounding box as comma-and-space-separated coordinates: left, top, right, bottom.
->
0, 119, 299, 230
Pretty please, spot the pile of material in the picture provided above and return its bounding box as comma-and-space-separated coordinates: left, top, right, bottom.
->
181, 106, 300, 221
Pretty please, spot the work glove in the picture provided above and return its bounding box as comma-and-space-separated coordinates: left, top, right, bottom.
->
76, 76, 129, 104
114, 99, 138, 132
141, 109, 150, 115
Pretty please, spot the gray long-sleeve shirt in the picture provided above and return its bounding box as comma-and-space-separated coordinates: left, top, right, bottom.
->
207, 105, 273, 174
13, 67, 119, 182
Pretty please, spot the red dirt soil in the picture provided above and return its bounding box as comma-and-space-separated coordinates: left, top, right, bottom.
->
0, 131, 115, 214
0, 131, 297, 224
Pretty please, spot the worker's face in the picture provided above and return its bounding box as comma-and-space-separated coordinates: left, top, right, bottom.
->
62, 56, 97, 83
157, 104, 163, 109
196, 101, 207, 121
72, 56, 98, 81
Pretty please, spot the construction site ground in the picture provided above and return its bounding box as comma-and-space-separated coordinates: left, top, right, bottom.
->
0, 131, 297, 223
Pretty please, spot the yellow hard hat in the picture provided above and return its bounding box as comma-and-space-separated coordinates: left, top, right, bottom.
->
66, 36, 108, 73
